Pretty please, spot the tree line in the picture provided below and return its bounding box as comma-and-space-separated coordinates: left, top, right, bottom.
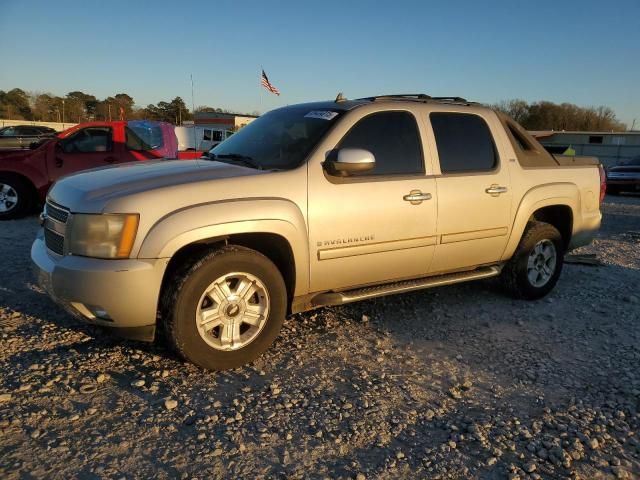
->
0, 88, 251, 125
492, 99, 626, 132
0, 87, 628, 131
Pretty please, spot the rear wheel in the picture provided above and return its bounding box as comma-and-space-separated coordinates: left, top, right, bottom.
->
501, 221, 564, 300
161, 245, 287, 371
0, 174, 34, 220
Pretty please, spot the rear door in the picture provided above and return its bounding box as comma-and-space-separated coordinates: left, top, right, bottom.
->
48, 126, 116, 180
427, 111, 512, 273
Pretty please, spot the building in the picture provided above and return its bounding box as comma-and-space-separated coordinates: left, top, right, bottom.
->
193, 111, 258, 131
532, 131, 640, 167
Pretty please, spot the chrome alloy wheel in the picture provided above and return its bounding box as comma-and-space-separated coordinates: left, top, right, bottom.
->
526, 239, 557, 288
0, 183, 18, 213
195, 272, 270, 351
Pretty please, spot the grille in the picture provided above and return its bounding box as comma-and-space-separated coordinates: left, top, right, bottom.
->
44, 201, 69, 255
46, 202, 69, 223
44, 228, 65, 255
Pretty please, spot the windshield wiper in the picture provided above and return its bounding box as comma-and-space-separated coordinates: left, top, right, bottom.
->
210, 153, 264, 170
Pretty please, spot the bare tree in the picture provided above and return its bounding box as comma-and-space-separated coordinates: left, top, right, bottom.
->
493, 99, 626, 131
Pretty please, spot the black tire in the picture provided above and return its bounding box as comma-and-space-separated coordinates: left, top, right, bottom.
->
0, 173, 35, 220
501, 221, 564, 300
161, 245, 287, 371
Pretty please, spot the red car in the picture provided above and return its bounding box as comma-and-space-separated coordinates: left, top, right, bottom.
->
0, 120, 179, 219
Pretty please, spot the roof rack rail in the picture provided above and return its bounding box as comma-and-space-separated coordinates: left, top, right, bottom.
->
357, 94, 476, 105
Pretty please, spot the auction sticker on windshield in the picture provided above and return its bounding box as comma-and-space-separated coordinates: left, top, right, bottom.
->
304, 111, 339, 121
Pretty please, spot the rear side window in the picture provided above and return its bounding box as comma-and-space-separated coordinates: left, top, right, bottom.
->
126, 122, 165, 151
431, 113, 497, 173
507, 123, 534, 151
338, 111, 423, 176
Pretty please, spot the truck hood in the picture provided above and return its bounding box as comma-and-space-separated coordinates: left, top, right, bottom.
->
48, 159, 269, 212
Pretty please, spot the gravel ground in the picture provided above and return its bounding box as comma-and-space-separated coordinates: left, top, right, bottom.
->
1, 194, 639, 480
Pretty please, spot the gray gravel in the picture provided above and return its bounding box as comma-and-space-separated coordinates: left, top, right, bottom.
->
1, 194, 639, 479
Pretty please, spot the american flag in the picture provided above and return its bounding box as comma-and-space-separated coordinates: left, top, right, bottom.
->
261, 69, 281, 96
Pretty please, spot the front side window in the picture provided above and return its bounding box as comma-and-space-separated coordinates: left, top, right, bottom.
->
431, 113, 497, 173
62, 127, 112, 153
1, 127, 16, 136
338, 111, 424, 176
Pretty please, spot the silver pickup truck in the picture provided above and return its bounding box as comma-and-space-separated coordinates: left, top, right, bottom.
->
31, 94, 605, 371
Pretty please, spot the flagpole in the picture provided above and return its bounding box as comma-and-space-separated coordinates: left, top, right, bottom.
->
259, 65, 263, 114
190, 74, 197, 153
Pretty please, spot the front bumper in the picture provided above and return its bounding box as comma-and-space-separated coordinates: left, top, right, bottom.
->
31, 232, 168, 341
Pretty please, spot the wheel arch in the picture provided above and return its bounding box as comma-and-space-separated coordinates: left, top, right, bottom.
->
0, 170, 41, 214
140, 199, 309, 298
501, 183, 579, 261
161, 231, 298, 313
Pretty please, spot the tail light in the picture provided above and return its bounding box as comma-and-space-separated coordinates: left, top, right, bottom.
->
598, 164, 606, 203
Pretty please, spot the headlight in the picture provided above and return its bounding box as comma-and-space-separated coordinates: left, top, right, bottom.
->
67, 214, 139, 259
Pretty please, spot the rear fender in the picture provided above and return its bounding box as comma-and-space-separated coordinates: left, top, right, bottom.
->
501, 183, 579, 261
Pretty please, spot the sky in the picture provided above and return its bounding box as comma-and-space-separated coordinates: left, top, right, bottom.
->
1, 0, 639, 127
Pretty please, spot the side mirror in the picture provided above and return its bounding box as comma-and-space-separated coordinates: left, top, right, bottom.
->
56, 140, 71, 153
326, 148, 376, 176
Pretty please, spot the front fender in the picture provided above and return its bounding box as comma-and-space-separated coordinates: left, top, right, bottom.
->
501, 183, 579, 261
137, 199, 309, 295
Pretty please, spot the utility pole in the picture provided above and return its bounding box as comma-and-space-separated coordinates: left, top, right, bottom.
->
62, 99, 65, 126
108, 104, 112, 122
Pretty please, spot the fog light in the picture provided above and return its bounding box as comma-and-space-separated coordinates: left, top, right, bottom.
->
70, 303, 112, 321
92, 308, 112, 321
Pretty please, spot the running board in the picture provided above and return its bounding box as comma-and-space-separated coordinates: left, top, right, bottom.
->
312, 266, 501, 307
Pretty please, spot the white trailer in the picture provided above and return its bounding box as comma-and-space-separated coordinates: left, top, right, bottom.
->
175, 125, 234, 152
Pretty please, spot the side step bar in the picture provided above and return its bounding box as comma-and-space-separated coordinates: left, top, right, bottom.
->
312, 266, 501, 307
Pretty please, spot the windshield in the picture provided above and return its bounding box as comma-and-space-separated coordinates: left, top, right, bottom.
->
208, 106, 343, 170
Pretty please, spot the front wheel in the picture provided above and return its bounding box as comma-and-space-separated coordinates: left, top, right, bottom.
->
161, 245, 287, 371
501, 221, 564, 300
0, 174, 34, 220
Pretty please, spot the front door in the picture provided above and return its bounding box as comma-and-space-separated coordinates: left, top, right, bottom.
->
307, 109, 438, 292
427, 111, 512, 273
49, 126, 116, 181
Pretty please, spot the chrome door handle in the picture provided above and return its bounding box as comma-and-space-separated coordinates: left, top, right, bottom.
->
403, 191, 432, 204
485, 185, 508, 195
